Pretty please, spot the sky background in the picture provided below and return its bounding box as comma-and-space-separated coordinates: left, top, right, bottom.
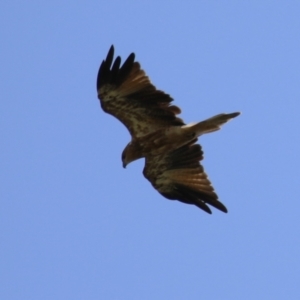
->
1, 1, 300, 299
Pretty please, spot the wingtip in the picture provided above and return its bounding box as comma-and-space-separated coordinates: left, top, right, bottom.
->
219, 204, 228, 213
229, 112, 241, 119
106, 45, 115, 66
204, 207, 212, 214
201, 201, 227, 214
205, 198, 228, 214
191, 199, 213, 214
108, 45, 115, 59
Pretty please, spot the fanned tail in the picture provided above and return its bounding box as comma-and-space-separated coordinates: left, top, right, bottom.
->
184, 112, 241, 136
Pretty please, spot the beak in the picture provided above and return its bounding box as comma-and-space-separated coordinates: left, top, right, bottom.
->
123, 162, 127, 169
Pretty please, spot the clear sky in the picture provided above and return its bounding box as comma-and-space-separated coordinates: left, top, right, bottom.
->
1, 1, 300, 299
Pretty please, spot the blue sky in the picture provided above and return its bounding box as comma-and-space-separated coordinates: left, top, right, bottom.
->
1, 1, 300, 299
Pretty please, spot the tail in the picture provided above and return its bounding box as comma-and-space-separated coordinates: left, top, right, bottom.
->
183, 112, 241, 136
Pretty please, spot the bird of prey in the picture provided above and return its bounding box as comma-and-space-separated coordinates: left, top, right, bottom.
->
96, 45, 240, 214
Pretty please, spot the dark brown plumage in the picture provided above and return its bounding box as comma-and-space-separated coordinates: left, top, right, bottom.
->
97, 45, 184, 138
97, 45, 240, 214
143, 141, 227, 214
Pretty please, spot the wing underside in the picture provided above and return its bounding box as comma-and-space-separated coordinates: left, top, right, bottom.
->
144, 142, 227, 214
97, 45, 184, 137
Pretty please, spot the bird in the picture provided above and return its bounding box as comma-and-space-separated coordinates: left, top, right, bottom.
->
96, 45, 240, 214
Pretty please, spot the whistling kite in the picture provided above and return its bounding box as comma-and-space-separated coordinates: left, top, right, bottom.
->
97, 45, 240, 214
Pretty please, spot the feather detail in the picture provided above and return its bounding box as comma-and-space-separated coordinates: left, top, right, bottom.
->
143, 142, 228, 214
97, 45, 184, 138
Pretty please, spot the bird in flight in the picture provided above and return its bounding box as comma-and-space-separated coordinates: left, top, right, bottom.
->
97, 45, 240, 214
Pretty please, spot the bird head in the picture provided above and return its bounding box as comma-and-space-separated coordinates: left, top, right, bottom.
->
121, 141, 143, 168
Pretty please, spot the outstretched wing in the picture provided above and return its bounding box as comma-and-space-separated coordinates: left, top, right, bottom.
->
97, 45, 184, 138
143, 141, 227, 214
